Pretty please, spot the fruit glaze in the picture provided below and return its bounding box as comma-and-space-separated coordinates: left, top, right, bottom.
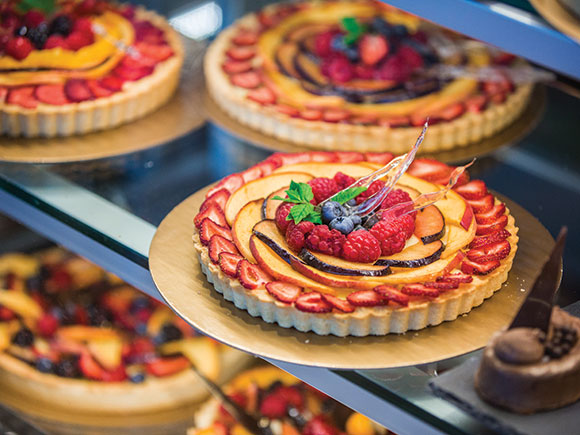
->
193, 151, 519, 337
191, 365, 386, 435
204, 0, 532, 152
0, 248, 239, 413
0, 0, 183, 137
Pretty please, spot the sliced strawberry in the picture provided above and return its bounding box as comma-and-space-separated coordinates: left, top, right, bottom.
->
222, 59, 252, 74
423, 281, 459, 291
206, 174, 244, 198
435, 102, 465, 121
295, 292, 332, 313
260, 392, 287, 419
6, 86, 38, 109
401, 284, 439, 298
64, 79, 93, 102
266, 281, 302, 303
410, 114, 431, 127
334, 152, 364, 163
441, 251, 466, 276
350, 115, 377, 125
364, 152, 394, 165
407, 158, 451, 182
200, 218, 232, 245
86, 79, 113, 98
194, 203, 228, 229
455, 180, 488, 200
101, 364, 128, 382
300, 109, 323, 121
201, 188, 230, 212
35, 84, 69, 106
275, 104, 300, 117
0, 87, 7, 103
467, 194, 495, 214
379, 116, 411, 128
0, 306, 15, 321
273, 152, 312, 166
470, 229, 511, 249
218, 252, 243, 278
226, 46, 256, 61
476, 214, 508, 236
467, 239, 511, 263
230, 70, 261, 89
232, 30, 258, 46
373, 285, 410, 306
347, 290, 387, 307
461, 258, 500, 275
241, 165, 263, 183
237, 260, 271, 289
254, 161, 276, 177
99, 76, 124, 92
309, 152, 337, 162
437, 272, 474, 285
475, 203, 506, 225
490, 92, 506, 104
145, 356, 189, 377
360, 34, 389, 66
321, 293, 355, 313
247, 86, 276, 105
322, 109, 350, 123
79, 350, 105, 380
113, 65, 153, 81
134, 42, 173, 62
465, 94, 488, 113
209, 235, 239, 263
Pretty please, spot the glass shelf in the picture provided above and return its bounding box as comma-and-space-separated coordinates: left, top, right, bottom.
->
1, 1, 579, 434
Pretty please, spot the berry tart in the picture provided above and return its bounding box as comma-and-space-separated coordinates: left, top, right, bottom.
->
190, 365, 387, 435
204, 0, 532, 152
192, 151, 519, 336
0, 248, 249, 414
0, 0, 183, 137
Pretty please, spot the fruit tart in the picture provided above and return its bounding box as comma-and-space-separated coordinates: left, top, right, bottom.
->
204, 0, 532, 152
190, 365, 387, 435
0, 0, 183, 137
193, 151, 519, 336
0, 247, 250, 414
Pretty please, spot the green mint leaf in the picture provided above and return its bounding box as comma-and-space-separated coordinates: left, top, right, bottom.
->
332, 186, 368, 205
341, 17, 366, 45
272, 196, 297, 203
17, 0, 56, 13
289, 203, 314, 224
297, 182, 314, 203
303, 209, 322, 225
285, 190, 303, 203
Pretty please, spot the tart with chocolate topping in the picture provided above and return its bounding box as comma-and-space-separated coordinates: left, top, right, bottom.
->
204, 0, 532, 152
0, 0, 183, 137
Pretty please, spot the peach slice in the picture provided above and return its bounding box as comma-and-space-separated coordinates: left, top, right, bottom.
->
160, 337, 220, 381
414, 205, 445, 244
262, 186, 287, 220
375, 240, 443, 268
56, 326, 120, 342
299, 250, 391, 276
273, 162, 375, 178
225, 172, 312, 225
232, 199, 263, 263
0, 254, 39, 278
441, 223, 476, 259
0, 291, 42, 320
87, 336, 123, 371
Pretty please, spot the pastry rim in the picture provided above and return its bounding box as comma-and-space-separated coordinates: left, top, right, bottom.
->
0, 8, 184, 138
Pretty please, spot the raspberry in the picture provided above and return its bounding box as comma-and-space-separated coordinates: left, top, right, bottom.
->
370, 215, 415, 256
309, 178, 338, 204
356, 180, 385, 204
275, 202, 293, 234
286, 221, 315, 252
333, 172, 355, 190
4, 37, 33, 60
380, 188, 412, 209
326, 55, 354, 83
314, 30, 335, 57
342, 230, 381, 263
305, 225, 345, 256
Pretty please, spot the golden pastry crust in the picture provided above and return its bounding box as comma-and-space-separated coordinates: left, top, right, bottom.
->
0, 9, 183, 138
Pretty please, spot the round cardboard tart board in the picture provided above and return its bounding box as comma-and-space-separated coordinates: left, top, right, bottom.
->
0, 42, 206, 164
530, 0, 580, 43
204, 87, 545, 165
149, 185, 555, 369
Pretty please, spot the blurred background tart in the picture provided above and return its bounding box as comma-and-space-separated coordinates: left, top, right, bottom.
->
0, 0, 183, 137
204, 0, 532, 152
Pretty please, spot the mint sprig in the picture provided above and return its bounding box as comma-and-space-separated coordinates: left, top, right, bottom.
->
332, 186, 367, 205
17, 0, 56, 14
341, 17, 366, 45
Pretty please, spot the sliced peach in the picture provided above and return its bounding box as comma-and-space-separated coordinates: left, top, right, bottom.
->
160, 337, 220, 381
262, 186, 288, 220
442, 223, 476, 258
56, 325, 119, 342
87, 336, 123, 371
414, 205, 445, 244
224, 172, 312, 225
0, 291, 42, 320
299, 249, 391, 276
232, 199, 263, 263
375, 240, 443, 268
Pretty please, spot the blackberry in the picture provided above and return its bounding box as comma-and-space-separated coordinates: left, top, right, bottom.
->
50, 15, 72, 37
27, 23, 48, 49
88, 305, 111, 326
371, 17, 393, 37
55, 356, 80, 378
36, 357, 54, 374
288, 406, 308, 428
155, 322, 183, 344
12, 327, 34, 347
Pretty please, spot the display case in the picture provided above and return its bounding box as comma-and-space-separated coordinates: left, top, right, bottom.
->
1, 1, 579, 434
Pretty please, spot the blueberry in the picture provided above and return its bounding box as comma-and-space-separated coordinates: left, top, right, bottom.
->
50, 15, 72, 37
330, 34, 347, 52
155, 322, 183, 345
27, 23, 48, 49
130, 297, 151, 313
350, 215, 362, 226
371, 17, 393, 37
36, 357, 54, 374
329, 216, 355, 235
344, 45, 360, 62
321, 201, 345, 224
135, 322, 147, 336
392, 25, 408, 38
14, 26, 28, 37
129, 372, 146, 383
346, 199, 357, 207
12, 328, 34, 347
50, 306, 64, 321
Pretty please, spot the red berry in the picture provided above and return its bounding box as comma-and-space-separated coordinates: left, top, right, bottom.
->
23, 10, 46, 28
476, 215, 508, 236
247, 86, 276, 105
342, 230, 381, 263
401, 283, 440, 298
100, 76, 124, 92
295, 292, 333, 313
194, 203, 228, 229
44, 35, 69, 49
347, 290, 387, 307
468, 194, 495, 214
275, 202, 293, 234
86, 79, 113, 98
230, 70, 261, 89
308, 177, 338, 204
222, 59, 252, 74
286, 221, 315, 252
334, 152, 364, 163
370, 216, 413, 256
218, 252, 243, 278
35, 84, 69, 106
305, 225, 346, 257
333, 171, 355, 190
200, 218, 232, 246
326, 55, 354, 83
265, 281, 302, 303
320, 293, 355, 313
377, 53, 412, 81
467, 239, 511, 263
66, 31, 94, 50
208, 235, 239, 264
454, 180, 488, 200
5, 37, 33, 60
314, 30, 335, 57
398, 44, 424, 69
6, 86, 37, 109
232, 30, 258, 46
226, 46, 256, 61
236, 260, 271, 289
364, 152, 394, 165
469, 229, 511, 249
360, 34, 389, 66
259, 393, 287, 419
303, 415, 338, 435
380, 188, 413, 210
436, 272, 474, 285
73, 17, 93, 33
374, 285, 410, 306
461, 258, 500, 275
200, 188, 230, 212
407, 158, 451, 182
423, 281, 459, 291
64, 79, 93, 102
355, 179, 385, 204
354, 64, 375, 79
36, 313, 59, 337
475, 203, 506, 225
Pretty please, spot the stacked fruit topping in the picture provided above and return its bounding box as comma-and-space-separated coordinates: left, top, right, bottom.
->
0, 0, 175, 108
0, 249, 219, 382
192, 366, 382, 435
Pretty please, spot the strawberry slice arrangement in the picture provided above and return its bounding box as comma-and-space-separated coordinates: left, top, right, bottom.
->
193, 151, 518, 336
0, 248, 221, 383
190, 366, 382, 435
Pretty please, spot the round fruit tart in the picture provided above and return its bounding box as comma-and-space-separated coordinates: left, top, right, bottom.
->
0, 0, 183, 137
204, 0, 532, 152
193, 151, 519, 336
191, 365, 387, 435
0, 247, 249, 414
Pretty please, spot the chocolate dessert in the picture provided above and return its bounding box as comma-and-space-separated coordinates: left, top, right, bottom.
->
475, 306, 580, 414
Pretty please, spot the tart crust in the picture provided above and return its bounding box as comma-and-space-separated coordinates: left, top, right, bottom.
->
193, 214, 518, 337
0, 9, 184, 138
204, 12, 533, 153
